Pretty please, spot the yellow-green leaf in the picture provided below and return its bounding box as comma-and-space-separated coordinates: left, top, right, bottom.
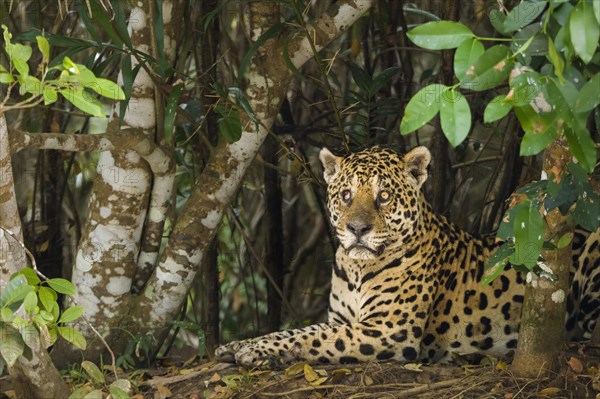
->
36, 36, 50, 62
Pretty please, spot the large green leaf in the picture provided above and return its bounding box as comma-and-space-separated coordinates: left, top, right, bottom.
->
570, 0, 600, 64
46, 278, 77, 296
454, 39, 484, 80
564, 127, 596, 173
460, 45, 513, 91
509, 200, 543, 269
216, 105, 242, 143
60, 88, 106, 118
515, 104, 558, 155
58, 326, 87, 350
439, 88, 471, 147
484, 95, 513, 123
0, 275, 33, 308
574, 72, 600, 113
400, 84, 446, 134
81, 360, 105, 384
0, 324, 24, 367
502, 0, 547, 33
407, 21, 474, 50
547, 37, 565, 83
508, 71, 544, 106
85, 78, 125, 100
38, 286, 57, 311
58, 306, 84, 324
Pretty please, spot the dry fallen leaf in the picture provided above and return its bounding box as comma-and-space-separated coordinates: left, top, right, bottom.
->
538, 387, 561, 396
208, 373, 222, 383
285, 362, 306, 378
567, 356, 583, 373
304, 363, 318, 382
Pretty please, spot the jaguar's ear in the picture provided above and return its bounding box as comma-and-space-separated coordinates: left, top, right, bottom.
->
404, 146, 431, 188
319, 148, 342, 184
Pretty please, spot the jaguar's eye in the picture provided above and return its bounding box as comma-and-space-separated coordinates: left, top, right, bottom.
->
341, 189, 352, 203
378, 190, 391, 205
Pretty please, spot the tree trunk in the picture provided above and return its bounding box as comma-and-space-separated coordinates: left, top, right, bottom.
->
1, 114, 69, 398
511, 136, 573, 377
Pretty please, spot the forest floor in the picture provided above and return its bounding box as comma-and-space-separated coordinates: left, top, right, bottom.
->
1, 342, 599, 398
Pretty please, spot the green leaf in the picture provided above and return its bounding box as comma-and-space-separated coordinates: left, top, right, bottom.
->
0, 324, 24, 367
0, 72, 14, 83
564, 127, 596, 173
15, 268, 41, 286
547, 37, 565, 83
460, 45, 513, 91
216, 105, 242, 143
439, 88, 471, 147
400, 84, 446, 134
59, 306, 84, 324
36, 35, 50, 62
407, 21, 474, 50
556, 232, 574, 249
38, 286, 57, 311
1, 308, 14, 322
21, 75, 42, 96
23, 291, 38, 314
1, 275, 33, 308
569, 0, 600, 64
595, 0, 600, 24
520, 127, 558, 156
454, 39, 484, 80
58, 326, 87, 350
62, 56, 80, 74
9, 43, 32, 78
574, 72, 600, 113
509, 200, 543, 269
370, 67, 399, 96
108, 386, 129, 399
85, 78, 125, 100
82, 390, 103, 399
502, 0, 547, 33
81, 360, 105, 384
508, 70, 544, 106
60, 88, 105, 118
350, 62, 372, 93
45, 278, 77, 296
482, 242, 514, 285
489, 9, 508, 35
43, 87, 58, 105
573, 190, 600, 231
484, 95, 513, 123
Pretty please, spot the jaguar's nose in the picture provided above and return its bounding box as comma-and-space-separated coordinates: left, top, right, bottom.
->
347, 222, 372, 238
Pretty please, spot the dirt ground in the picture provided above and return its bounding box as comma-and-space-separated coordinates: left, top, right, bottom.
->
1, 343, 599, 399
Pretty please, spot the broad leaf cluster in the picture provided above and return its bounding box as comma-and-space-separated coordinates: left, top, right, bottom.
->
0, 268, 86, 374
1, 25, 124, 117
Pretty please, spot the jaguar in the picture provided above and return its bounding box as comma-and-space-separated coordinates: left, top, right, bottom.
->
215, 146, 600, 368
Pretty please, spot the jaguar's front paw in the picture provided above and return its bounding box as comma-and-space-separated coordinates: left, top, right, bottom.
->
234, 340, 305, 369
215, 340, 252, 363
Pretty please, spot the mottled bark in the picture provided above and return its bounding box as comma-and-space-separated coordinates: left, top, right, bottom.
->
1, 114, 69, 398
511, 136, 573, 377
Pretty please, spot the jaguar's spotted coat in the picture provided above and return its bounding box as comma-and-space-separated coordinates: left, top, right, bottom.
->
216, 146, 600, 368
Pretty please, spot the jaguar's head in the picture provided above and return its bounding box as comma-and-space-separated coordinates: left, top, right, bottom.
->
319, 146, 431, 260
